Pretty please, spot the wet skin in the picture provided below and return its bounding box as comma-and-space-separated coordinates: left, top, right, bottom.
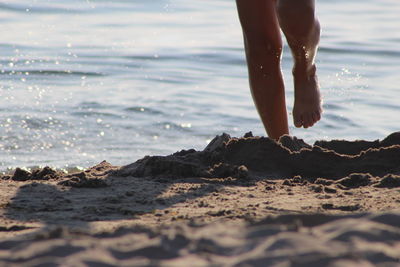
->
236, 0, 322, 140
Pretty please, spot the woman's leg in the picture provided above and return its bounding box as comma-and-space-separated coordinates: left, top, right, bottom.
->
277, 0, 322, 128
236, 0, 289, 140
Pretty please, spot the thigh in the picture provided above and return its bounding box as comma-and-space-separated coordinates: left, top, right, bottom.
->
277, 0, 318, 46
236, 0, 281, 45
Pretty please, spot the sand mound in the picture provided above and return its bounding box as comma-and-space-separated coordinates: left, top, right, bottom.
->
116, 131, 400, 180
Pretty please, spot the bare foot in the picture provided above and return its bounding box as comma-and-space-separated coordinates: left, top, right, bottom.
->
292, 65, 322, 128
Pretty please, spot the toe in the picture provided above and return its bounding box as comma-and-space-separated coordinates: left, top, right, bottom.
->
307, 114, 316, 128
303, 114, 311, 128
315, 111, 321, 121
311, 113, 318, 124
294, 114, 303, 128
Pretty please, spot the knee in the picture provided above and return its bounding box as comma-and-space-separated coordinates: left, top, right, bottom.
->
243, 32, 283, 60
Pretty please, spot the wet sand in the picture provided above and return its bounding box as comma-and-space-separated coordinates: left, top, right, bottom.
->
0, 132, 399, 266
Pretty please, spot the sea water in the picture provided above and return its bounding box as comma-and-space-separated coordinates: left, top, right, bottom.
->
1, 0, 399, 171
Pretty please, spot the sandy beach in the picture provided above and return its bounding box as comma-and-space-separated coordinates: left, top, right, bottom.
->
0, 132, 399, 266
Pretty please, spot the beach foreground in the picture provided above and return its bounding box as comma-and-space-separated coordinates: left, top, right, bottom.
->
0, 132, 400, 266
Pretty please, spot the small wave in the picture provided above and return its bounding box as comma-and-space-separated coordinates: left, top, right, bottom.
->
124, 106, 164, 115
0, 70, 104, 77
71, 111, 122, 119
22, 117, 61, 130
153, 121, 193, 132
325, 114, 359, 127
0, 116, 62, 130
324, 103, 345, 111
363, 101, 400, 110
0, 3, 86, 14
188, 52, 245, 66
320, 46, 400, 57
72, 102, 127, 119
77, 101, 105, 109
124, 51, 246, 66
126, 55, 181, 61
144, 76, 196, 85
75, 102, 122, 114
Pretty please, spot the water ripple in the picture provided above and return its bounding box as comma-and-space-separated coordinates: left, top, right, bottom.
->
124, 106, 164, 115
0, 3, 86, 14
320, 46, 400, 57
0, 70, 104, 77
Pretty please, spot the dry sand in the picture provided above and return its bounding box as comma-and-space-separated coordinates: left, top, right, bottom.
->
0, 132, 400, 266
